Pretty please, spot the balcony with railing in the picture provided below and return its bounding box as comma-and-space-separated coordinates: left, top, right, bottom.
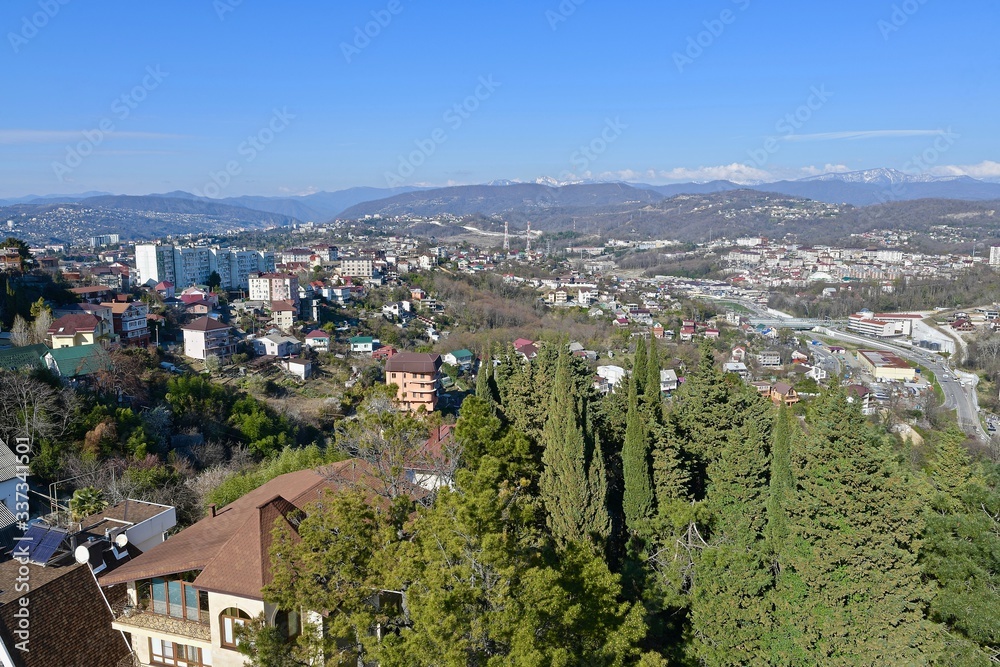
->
112, 599, 212, 642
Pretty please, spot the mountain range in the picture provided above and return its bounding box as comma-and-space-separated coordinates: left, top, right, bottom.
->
6, 169, 1000, 245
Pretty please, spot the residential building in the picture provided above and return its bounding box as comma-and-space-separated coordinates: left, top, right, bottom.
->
47, 313, 115, 349
385, 352, 442, 412
848, 313, 908, 338
990, 245, 1000, 266
89, 233, 120, 248
100, 461, 411, 667
770, 382, 800, 406
270, 300, 297, 330
248, 273, 300, 309
182, 317, 235, 362
405, 424, 454, 491
441, 349, 474, 370
846, 384, 878, 416
350, 336, 378, 354
722, 362, 749, 379
340, 258, 375, 279
856, 349, 915, 382
0, 343, 47, 371
279, 358, 312, 380
252, 334, 301, 358
136, 244, 275, 290
757, 350, 782, 368
596, 365, 628, 391
100, 301, 150, 347
660, 368, 679, 392
304, 329, 331, 351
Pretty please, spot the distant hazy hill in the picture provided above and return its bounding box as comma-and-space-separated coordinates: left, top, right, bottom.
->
756, 175, 1000, 206
338, 182, 664, 219
77, 195, 301, 226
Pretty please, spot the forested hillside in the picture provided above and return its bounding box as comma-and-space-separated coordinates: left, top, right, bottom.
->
240, 342, 1000, 666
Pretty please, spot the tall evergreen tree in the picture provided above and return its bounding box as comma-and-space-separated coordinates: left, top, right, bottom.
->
632, 337, 648, 397
475, 350, 498, 409
765, 404, 794, 555
644, 337, 662, 408
622, 373, 654, 533
539, 356, 610, 545
687, 416, 775, 666
775, 389, 940, 664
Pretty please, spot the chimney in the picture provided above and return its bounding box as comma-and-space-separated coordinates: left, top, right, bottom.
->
209, 504, 217, 518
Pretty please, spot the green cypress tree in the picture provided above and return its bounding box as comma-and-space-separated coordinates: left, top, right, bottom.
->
633, 337, 648, 397
776, 389, 940, 664
539, 356, 610, 545
765, 404, 794, 555
475, 351, 498, 408
645, 338, 662, 408
622, 373, 654, 533
688, 416, 775, 666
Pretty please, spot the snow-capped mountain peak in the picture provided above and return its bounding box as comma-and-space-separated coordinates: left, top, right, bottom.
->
799, 168, 938, 186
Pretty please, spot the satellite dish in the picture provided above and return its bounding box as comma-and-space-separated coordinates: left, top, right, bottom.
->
74, 545, 91, 564
115, 533, 129, 548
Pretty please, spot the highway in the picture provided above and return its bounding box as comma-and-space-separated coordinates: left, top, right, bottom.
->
816, 327, 988, 441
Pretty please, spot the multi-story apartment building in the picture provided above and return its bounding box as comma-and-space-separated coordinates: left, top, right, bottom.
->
248, 273, 300, 309
101, 301, 151, 347
182, 317, 235, 361
89, 233, 121, 248
100, 461, 398, 667
136, 245, 275, 290
385, 352, 441, 412
340, 257, 375, 279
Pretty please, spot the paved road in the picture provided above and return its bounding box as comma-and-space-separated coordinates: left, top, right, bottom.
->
818, 328, 988, 441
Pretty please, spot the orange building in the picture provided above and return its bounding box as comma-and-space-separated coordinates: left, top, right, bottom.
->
385, 352, 442, 412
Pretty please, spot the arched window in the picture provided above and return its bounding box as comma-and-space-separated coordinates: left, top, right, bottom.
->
219, 607, 251, 649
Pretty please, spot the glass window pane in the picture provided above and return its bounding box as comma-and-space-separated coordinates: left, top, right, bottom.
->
151, 578, 166, 615
168, 581, 183, 618
223, 617, 233, 644
184, 584, 198, 621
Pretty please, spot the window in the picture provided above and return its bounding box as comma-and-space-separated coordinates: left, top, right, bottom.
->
149, 638, 212, 666
274, 609, 301, 641
220, 607, 251, 649
145, 576, 207, 623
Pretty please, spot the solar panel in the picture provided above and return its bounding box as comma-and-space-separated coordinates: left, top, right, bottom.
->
20, 524, 48, 559
27, 527, 66, 564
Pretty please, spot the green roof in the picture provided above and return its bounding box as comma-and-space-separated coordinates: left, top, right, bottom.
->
0, 344, 48, 370
450, 349, 474, 360
45, 344, 112, 378
349, 336, 374, 344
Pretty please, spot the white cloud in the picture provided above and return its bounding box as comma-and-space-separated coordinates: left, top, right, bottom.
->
783, 129, 947, 142
930, 160, 1000, 179
654, 163, 775, 184
0, 129, 185, 144
795, 164, 852, 177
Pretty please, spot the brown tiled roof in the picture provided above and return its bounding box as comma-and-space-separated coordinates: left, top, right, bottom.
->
385, 352, 441, 374
47, 313, 100, 336
271, 299, 297, 312
182, 316, 230, 332
98, 460, 407, 599
0, 561, 131, 667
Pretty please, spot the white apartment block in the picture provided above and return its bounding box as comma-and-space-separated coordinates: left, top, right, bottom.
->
135, 244, 275, 290
248, 273, 300, 307
990, 246, 1000, 266
340, 257, 375, 279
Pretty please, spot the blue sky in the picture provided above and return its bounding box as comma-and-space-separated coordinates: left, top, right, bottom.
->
1, 0, 997, 197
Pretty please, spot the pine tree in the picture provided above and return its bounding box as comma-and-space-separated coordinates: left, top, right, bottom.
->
539, 356, 610, 545
776, 389, 940, 664
622, 373, 654, 533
